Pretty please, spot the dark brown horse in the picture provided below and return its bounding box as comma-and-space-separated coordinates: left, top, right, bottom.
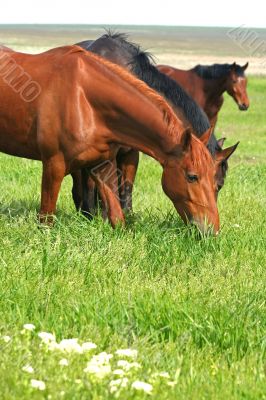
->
158, 62, 249, 127
74, 33, 239, 215
0, 45, 220, 233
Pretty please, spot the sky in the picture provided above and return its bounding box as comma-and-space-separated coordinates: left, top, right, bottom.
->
1, 0, 265, 28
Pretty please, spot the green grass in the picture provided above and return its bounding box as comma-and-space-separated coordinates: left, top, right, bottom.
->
0, 77, 265, 399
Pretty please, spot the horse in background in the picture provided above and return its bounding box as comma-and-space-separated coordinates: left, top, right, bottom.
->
158, 62, 249, 127
74, 33, 238, 214
0, 45, 220, 233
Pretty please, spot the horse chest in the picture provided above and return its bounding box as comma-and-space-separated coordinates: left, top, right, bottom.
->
205, 97, 224, 120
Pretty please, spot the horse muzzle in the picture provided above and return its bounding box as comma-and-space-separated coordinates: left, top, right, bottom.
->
174, 203, 220, 236
190, 219, 220, 236
238, 103, 249, 111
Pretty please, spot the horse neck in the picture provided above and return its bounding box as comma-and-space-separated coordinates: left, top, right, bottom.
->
201, 75, 228, 103
81, 52, 187, 164
105, 94, 182, 164
131, 62, 210, 137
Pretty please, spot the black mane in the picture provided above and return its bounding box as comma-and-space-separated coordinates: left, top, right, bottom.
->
102, 33, 210, 133
193, 63, 245, 80
77, 32, 220, 155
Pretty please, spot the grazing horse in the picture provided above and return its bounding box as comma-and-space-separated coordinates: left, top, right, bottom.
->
158, 62, 249, 127
74, 33, 238, 214
0, 45, 220, 233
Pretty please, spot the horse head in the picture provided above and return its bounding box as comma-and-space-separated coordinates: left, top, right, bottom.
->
227, 62, 249, 111
162, 127, 220, 235
214, 138, 239, 196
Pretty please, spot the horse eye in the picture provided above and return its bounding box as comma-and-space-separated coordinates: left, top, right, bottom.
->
187, 174, 198, 183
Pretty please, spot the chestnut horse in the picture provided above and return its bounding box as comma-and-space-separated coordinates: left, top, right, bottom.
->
0, 45, 220, 233
74, 33, 238, 214
158, 62, 249, 127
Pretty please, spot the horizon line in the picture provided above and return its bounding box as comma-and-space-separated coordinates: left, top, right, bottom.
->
0, 23, 265, 30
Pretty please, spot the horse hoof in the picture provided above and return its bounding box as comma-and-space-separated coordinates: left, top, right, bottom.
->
38, 213, 55, 226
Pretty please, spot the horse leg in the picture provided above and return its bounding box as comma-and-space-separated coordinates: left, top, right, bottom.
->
209, 115, 218, 129
71, 170, 83, 211
91, 160, 124, 228
81, 168, 98, 218
116, 149, 139, 211
71, 168, 98, 219
39, 155, 66, 224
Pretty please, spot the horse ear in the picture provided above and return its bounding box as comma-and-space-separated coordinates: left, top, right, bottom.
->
231, 62, 237, 71
215, 142, 239, 162
242, 62, 249, 71
217, 137, 226, 148
180, 128, 192, 152
200, 125, 213, 146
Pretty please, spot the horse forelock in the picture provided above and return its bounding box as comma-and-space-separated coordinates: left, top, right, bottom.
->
189, 135, 214, 170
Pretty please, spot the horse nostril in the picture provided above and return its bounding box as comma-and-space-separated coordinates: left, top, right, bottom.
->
239, 103, 248, 111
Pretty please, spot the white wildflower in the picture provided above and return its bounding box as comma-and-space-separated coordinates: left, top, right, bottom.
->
117, 360, 141, 371
22, 364, 34, 374
2, 335, 11, 343
83, 351, 113, 378
81, 342, 97, 352
57, 338, 83, 353
90, 352, 113, 365
59, 358, 69, 366
132, 380, 153, 394
167, 381, 177, 387
48, 341, 60, 351
109, 385, 118, 394
109, 378, 129, 393
113, 369, 125, 376
84, 363, 111, 378
38, 332, 56, 344
30, 379, 46, 391
115, 348, 138, 359
23, 324, 35, 331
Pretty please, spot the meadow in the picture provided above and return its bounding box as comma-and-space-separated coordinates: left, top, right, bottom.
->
0, 26, 266, 399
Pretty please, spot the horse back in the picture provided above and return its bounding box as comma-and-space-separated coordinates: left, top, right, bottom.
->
157, 65, 205, 109
0, 46, 92, 160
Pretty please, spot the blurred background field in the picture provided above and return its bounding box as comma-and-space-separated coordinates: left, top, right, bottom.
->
1, 24, 266, 73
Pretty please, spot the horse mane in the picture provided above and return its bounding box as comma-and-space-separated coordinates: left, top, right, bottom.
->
102, 30, 156, 63
77, 33, 219, 157
100, 32, 210, 138
81, 49, 180, 141
83, 50, 214, 165
193, 63, 245, 80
